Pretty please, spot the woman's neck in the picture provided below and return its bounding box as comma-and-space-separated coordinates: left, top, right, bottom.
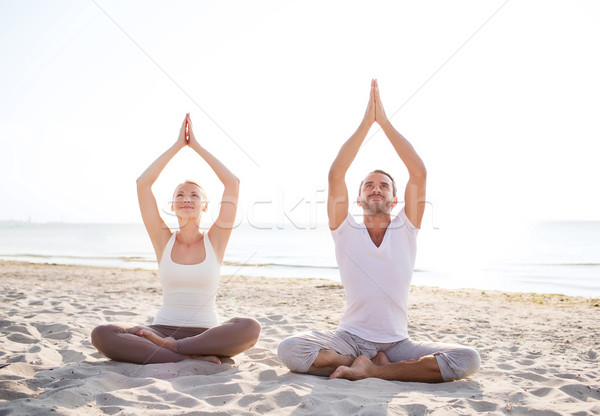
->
176, 220, 203, 244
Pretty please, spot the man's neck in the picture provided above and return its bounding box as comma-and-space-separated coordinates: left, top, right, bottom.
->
362, 212, 392, 248
362, 211, 392, 231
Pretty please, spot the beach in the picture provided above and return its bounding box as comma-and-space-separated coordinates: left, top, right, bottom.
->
0, 260, 599, 415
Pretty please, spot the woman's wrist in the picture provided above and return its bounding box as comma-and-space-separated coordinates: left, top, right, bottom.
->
173, 140, 187, 151
188, 139, 204, 153
359, 117, 373, 131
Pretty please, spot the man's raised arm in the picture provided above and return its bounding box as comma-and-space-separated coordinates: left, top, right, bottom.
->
327, 80, 376, 230
373, 80, 427, 228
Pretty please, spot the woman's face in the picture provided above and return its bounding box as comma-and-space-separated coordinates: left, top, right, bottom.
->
171, 183, 207, 219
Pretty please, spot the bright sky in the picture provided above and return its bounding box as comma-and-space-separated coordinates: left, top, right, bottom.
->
1, 0, 599, 251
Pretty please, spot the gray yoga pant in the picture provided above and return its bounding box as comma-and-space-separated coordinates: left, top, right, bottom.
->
91, 317, 260, 364
277, 329, 481, 381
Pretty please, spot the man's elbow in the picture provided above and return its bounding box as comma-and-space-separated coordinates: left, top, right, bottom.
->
328, 166, 344, 183
136, 177, 147, 188
411, 164, 427, 182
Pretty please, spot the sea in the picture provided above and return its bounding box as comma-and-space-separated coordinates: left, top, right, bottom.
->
0, 220, 598, 297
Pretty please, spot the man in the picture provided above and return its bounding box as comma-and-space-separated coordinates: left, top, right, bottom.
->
277, 80, 480, 382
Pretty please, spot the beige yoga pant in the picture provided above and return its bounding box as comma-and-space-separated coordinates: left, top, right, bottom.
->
277, 329, 480, 381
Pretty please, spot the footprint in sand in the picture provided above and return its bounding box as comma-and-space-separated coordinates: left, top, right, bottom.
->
257, 369, 280, 381
560, 384, 600, 401
530, 387, 553, 397
102, 310, 137, 316
58, 349, 86, 363
465, 399, 498, 412
6, 328, 39, 344
32, 323, 71, 340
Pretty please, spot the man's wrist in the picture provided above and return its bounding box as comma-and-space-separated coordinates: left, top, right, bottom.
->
359, 118, 373, 130
378, 118, 391, 130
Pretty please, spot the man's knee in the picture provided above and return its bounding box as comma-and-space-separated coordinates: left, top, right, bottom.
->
440, 346, 481, 381
460, 347, 481, 378
277, 336, 309, 373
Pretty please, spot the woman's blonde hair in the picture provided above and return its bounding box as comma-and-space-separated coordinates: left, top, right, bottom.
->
173, 180, 207, 202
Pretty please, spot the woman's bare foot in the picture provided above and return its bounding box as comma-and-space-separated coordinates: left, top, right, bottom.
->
136, 329, 175, 350
371, 351, 391, 366
329, 355, 375, 380
184, 355, 222, 364
136, 330, 221, 364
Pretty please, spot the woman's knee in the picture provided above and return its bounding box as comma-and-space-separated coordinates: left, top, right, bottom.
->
91, 324, 114, 352
232, 317, 262, 343
91, 323, 131, 354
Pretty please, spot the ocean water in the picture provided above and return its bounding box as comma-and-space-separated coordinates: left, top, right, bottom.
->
0, 220, 598, 297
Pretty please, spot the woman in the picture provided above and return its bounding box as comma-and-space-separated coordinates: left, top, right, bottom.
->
91, 115, 261, 364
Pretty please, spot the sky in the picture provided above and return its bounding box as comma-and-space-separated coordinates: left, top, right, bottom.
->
1, 0, 599, 246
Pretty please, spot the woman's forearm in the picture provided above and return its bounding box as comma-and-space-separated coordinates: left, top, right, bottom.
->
136, 142, 185, 188
189, 142, 239, 190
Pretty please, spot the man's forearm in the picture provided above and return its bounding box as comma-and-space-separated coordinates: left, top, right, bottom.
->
381, 122, 426, 177
329, 119, 372, 178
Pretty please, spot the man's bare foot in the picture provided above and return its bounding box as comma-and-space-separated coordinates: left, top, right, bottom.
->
306, 350, 355, 377
137, 329, 175, 350
184, 354, 222, 364
329, 355, 375, 380
371, 351, 391, 366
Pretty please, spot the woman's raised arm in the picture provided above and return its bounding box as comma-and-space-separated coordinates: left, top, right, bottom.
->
186, 117, 239, 264
136, 116, 188, 261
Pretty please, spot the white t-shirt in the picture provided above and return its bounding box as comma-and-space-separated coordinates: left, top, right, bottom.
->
332, 208, 418, 343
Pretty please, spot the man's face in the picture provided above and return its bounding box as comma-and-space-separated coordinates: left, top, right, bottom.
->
357, 173, 397, 214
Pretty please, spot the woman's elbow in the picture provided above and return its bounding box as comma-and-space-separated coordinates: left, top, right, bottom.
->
225, 176, 240, 195
231, 176, 240, 190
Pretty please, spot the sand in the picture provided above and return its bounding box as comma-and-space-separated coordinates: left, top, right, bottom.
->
0, 260, 599, 415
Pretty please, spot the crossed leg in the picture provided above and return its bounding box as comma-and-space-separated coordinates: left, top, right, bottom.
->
331, 339, 480, 382
278, 330, 371, 377
138, 317, 261, 359
136, 330, 221, 364
278, 331, 479, 382
92, 317, 260, 364
330, 352, 443, 382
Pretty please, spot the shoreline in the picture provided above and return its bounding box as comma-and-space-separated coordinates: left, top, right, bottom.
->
1, 260, 599, 414
2, 257, 599, 299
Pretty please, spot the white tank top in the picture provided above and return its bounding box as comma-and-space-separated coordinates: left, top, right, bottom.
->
332, 208, 418, 342
153, 232, 221, 328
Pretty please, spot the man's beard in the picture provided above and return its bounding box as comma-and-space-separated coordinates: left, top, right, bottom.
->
361, 196, 392, 214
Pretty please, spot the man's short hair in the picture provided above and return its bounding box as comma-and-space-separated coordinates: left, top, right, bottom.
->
358, 169, 397, 197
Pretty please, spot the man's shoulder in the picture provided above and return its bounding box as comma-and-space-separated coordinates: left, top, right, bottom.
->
331, 212, 361, 239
